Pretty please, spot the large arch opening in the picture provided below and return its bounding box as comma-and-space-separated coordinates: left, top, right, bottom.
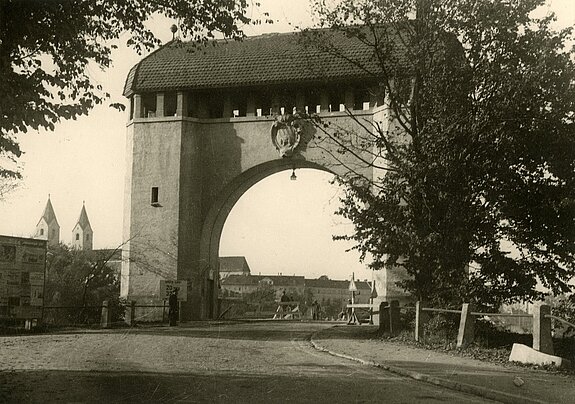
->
199, 159, 372, 319
219, 168, 369, 280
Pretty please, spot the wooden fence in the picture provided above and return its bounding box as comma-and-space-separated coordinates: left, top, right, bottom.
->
368, 300, 575, 356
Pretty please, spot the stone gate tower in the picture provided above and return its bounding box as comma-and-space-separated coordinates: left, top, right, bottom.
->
121, 28, 412, 320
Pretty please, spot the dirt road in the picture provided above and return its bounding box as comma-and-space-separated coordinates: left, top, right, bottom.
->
0, 322, 492, 403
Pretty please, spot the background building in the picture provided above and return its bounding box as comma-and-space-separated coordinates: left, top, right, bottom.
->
71, 203, 93, 251
34, 197, 60, 247
34, 197, 95, 250
221, 274, 305, 300
221, 274, 372, 305
219, 256, 251, 278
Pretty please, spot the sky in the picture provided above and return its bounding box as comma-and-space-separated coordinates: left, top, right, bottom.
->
0, 0, 573, 282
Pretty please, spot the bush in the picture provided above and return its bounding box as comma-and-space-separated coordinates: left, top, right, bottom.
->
109, 296, 127, 323
549, 294, 575, 337
400, 306, 415, 331
423, 313, 459, 347
474, 318, 531, 349
43, 244, 120, 327
554, 336, 575, 363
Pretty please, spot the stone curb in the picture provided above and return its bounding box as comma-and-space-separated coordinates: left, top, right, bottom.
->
309, 334, 548, 404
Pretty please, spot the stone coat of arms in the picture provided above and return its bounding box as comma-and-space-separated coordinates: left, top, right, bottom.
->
271, 114, 302, 158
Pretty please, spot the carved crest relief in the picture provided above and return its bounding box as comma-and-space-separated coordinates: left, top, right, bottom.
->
271, 114, 302, 158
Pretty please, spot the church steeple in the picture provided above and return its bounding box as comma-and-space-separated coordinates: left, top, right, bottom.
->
72, 201, 93, 250
35, 195, 60, 246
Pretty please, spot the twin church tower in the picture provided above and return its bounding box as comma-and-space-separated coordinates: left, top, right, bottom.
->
34, 196, 93, 250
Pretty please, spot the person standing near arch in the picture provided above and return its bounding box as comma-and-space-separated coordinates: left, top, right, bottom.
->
168, 289, 179, 326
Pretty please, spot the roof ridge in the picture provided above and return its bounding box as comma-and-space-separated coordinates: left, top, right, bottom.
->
37, 197, 59, 227
124, 39, 178, 96
74, 203, 92, 231
123, 24, 424, 96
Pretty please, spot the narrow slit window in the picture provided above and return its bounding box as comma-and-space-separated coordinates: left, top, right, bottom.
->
151, 187, 159, 205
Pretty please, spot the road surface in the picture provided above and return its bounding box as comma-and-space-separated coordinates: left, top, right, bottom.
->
0, 322, 493, 403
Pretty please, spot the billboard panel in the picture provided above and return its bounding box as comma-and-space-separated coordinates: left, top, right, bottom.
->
0, 235, 47, 320
159, 280, 188, 301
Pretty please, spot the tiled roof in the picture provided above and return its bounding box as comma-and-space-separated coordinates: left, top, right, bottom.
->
219, 256, 250, 273
221, 275, 259, 286
306, 278, 349, 289
222, 274, 306, 287
123, 26, 412, 96
307, 278, 372, 290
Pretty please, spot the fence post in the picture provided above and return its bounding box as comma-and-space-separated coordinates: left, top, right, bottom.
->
100, 300, 111, 329
379, 301, 389, 335
389, 300, 401, 337
533, 303, 554, 355
415, 301, 429, 342
125, 300, 136, 326
457, 303, 475, 349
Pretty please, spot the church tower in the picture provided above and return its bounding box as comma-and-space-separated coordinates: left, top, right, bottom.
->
35, 196, 60, 246
72, 202, 93, 250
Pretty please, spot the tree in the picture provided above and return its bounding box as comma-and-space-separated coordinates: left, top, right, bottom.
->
242, 283, 278, 316
306, 0, 575, 308
44, 243, 121, 324
0, 0, 250, 179
244, 283, 276, 306
0, 176, 17, 200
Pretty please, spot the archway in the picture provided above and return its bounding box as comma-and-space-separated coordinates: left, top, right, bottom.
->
199, 160, 343, 316
219, 168, 369, 280
200, 160, 332, 270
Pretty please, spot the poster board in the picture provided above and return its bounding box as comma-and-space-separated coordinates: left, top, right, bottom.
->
159, 280, 188, 301
0, 235, 47, 320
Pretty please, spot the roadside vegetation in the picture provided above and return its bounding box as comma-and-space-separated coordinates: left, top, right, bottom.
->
42, 244, 124, 327
374, 299, 575, 373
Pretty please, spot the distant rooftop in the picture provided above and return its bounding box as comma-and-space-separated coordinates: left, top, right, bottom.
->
306, 277, 371, 290
222, 274, 306, 287
222, 274, 371, 290
220, 256, 251, 273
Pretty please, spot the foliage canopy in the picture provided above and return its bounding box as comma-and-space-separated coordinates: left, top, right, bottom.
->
0, 0, 249, 179
308, 0, 575, 307
44, 244, 120, 324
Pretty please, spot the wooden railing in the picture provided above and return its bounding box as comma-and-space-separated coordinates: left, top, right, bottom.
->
349, 300, 573, 358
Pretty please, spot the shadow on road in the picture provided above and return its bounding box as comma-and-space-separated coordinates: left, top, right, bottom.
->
0, 366, 484, 403
14, 321, 371, 342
